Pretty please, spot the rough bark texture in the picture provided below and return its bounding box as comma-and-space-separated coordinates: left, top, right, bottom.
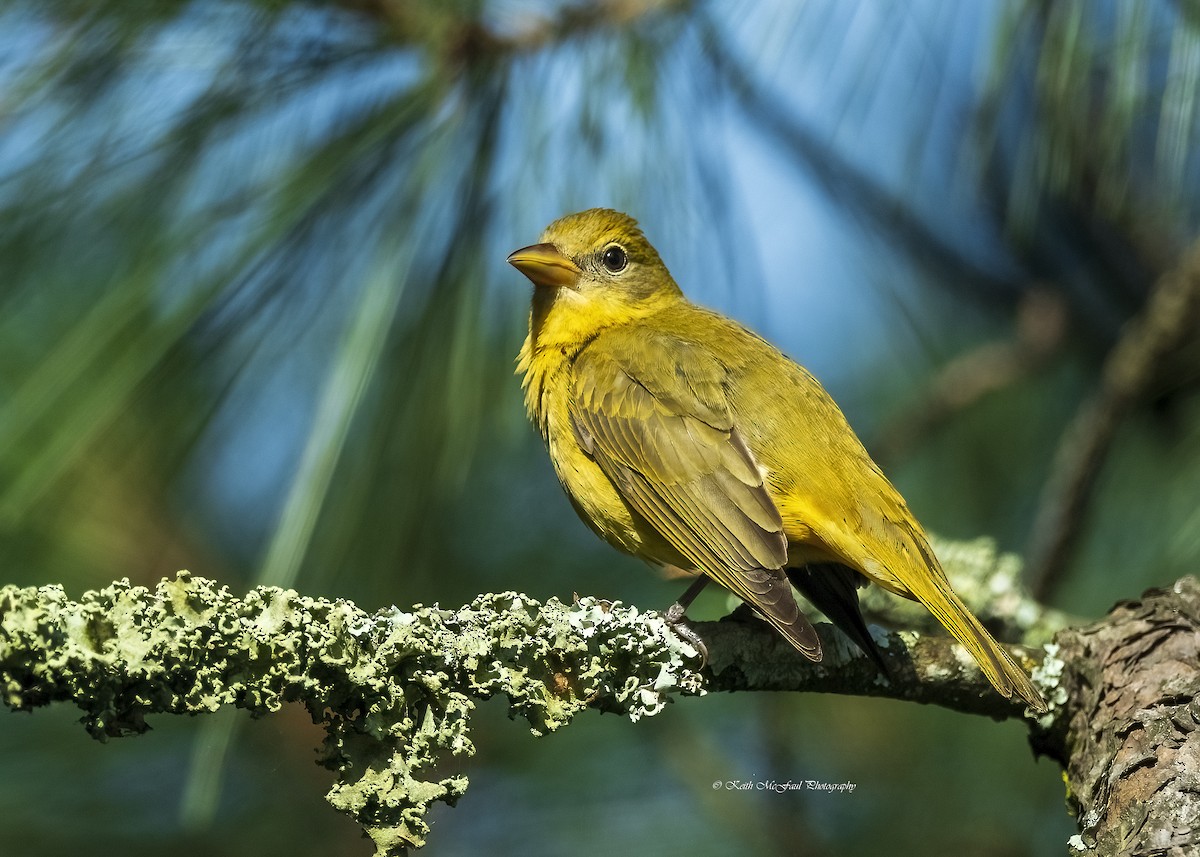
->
1033, 578, 1200, 856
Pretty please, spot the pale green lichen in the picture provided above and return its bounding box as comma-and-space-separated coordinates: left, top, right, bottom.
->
1030, 641, 1069, 725
0, 573, 704, 853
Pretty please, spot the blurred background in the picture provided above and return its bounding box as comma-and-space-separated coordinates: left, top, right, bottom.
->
2, 0, 1199, 854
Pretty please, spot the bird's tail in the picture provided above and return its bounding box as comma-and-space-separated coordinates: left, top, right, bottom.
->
789, 563, 890, 678
902, 540, 1046, 712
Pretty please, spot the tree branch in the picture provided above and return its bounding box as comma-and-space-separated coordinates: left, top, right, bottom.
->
1032, 577, 1200, 855
0, 556, 1054, 853
0, 574, 704, 854
872, 289, 1068, 469
12, 564, 1200, 852
345, 0, 690, 64
1028, 236, 1200, 599
695, 617, 1044, 720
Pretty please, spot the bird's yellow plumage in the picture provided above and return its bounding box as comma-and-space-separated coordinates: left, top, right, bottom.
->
510, 208, 1045, 711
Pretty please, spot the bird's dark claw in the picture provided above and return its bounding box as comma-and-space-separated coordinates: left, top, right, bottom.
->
663, 603, 709, 668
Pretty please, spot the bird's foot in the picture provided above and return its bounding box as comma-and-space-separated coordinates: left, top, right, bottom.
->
663, 602, 709, 668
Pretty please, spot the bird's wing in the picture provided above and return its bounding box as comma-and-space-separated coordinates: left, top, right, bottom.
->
570, 335, 820, 659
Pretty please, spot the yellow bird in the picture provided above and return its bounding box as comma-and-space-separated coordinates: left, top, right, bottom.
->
509, 208, 1045, 712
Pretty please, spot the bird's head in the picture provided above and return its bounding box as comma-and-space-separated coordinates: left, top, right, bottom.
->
509, 209, 683, 347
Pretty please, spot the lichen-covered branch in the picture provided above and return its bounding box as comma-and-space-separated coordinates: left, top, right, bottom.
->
19, 563, 1200, 853
0, 573, 704, 854
692, 535, 1064, 722
0, 559, 1059, 853
694, 616, 1045, 720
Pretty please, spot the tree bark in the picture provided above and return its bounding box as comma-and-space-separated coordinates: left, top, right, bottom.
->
1031, 578, 1200, 856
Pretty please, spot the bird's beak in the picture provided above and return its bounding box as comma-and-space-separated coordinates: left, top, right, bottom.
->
507, 243, 582, 289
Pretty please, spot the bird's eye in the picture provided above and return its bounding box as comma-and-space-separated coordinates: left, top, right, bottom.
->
601, 244, 628, 273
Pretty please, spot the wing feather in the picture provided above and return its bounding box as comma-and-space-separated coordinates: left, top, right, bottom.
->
570, 337, 820, 658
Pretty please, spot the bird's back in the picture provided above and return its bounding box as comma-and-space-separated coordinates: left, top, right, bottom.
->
625, 302, 929, 596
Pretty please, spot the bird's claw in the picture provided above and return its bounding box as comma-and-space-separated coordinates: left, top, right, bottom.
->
663, 603, 709, 668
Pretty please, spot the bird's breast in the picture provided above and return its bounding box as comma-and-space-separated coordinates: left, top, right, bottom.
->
518, 339, 683, 565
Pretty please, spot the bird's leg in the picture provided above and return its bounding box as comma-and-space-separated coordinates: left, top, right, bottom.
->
664, 575, 711, 667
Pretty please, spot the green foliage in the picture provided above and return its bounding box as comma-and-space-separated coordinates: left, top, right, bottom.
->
983, 1, 1200, 262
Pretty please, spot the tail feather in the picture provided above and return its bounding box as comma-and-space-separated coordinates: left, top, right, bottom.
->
902, 539, 1046, 712
920, 582, 1046, 711
841, 522, 1047, 712
789, 563, 890, 679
